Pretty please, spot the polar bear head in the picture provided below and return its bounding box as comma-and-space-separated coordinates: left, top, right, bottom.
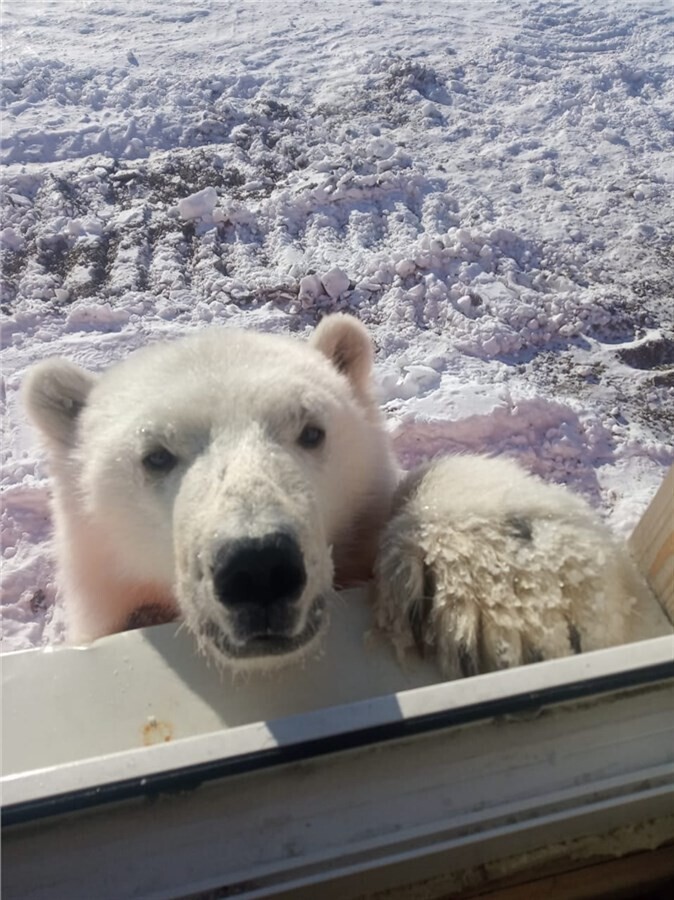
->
24, 315, 399, 669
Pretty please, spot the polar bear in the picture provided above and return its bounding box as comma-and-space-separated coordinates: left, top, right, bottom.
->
24, 315, 670, 675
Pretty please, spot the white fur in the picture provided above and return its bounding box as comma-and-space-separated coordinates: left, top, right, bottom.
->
24, 316, 670, 675
374, 456, 671, 677
24, 317, 398, 669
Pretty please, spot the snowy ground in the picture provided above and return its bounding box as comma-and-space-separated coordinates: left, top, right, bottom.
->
2, 0, 673, 652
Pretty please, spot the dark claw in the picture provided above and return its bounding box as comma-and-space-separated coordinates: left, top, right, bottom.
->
568, 623, 582, 654
458, 644, 479, 678
407, 564, 435, 656
506, 515, 533, 542
523, 642, 545, 664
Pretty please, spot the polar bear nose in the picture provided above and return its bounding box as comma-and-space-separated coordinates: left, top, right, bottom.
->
212, 532, 307, 609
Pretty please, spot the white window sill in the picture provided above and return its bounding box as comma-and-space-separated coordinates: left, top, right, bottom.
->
2, 587, 673, 899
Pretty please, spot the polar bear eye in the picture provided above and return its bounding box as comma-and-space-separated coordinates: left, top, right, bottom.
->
142, 447, 178, 473
297, 424, 326, 450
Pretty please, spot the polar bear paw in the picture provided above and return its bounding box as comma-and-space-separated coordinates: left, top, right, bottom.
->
373, 455, 648, 678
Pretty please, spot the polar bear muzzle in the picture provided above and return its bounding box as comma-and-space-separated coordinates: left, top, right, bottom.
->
203, 596, 326, 661
212, 531, 307, 629
201, 530, 328, 661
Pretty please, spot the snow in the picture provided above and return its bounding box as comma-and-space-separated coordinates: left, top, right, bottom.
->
321, 267, 350, 299
177, 186, 218, 220
2, 0, 673, 652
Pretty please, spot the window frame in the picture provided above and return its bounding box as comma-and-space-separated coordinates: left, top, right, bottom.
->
2, 633, 673, 899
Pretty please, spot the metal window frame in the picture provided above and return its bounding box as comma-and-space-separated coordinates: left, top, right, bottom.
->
3, 635, 674, 827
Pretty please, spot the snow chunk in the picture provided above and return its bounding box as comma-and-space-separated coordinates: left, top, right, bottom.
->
298, 274, 323, 300
177, 187, 218, 220
116, 207, 145, 227
65, 301, 130, 331
321, 267, 350, 299
395, 258, 416, 278
421, 102, 441, 119
6, 192, 31, 208
368, 137, 395, 159
0, 227, 24, 251
402, 365, 441, 395
456, 294, 477, 316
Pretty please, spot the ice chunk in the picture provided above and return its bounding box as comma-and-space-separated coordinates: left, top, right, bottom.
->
177, 187, 218, 220
321, 267, 350, 299
299, 274, 323, 300
0, 227, 24, 251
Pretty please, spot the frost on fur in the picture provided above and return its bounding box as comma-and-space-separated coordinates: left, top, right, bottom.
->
23, 316, 670, 677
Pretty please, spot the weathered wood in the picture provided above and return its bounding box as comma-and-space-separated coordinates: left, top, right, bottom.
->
630, 464, 674, 622
433, 841, 674, 900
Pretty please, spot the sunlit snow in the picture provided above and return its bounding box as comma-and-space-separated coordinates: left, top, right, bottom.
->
2, 0, 672, 650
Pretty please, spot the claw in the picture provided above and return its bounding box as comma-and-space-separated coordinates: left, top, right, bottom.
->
568, 622, 582, 654
506, 515, 533, 542
522, 642, 545, 664
407, 564, 435, 656
458, 644, 479, 678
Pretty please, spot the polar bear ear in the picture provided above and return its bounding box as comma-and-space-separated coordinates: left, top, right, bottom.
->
310, 314, 374, 399
23, 359, 96, 449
